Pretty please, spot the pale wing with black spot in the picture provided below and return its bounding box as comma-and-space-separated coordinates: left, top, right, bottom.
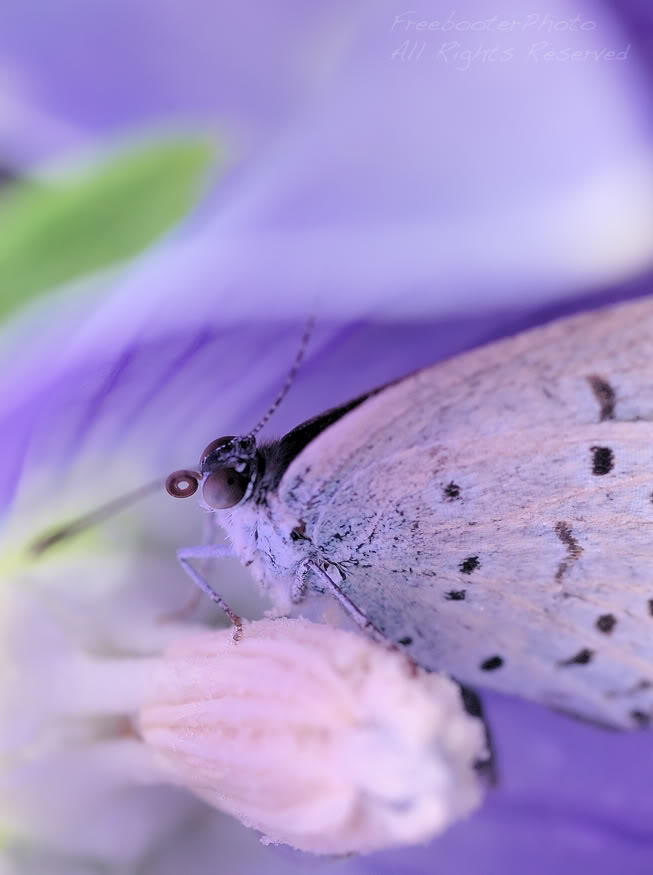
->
274, 297, 653, 729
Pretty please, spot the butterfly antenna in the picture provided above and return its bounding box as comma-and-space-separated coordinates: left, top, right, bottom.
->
30, 318, 315, 554
248, 315, 315, 438
28, 477, 164, 557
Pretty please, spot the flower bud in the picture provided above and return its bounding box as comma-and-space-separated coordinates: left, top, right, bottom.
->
139, 618, 487, 855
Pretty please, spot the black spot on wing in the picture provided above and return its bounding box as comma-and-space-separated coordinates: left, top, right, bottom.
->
443, 481, 461, 501
596, 613, 617, 634
398, 635, 413, 646
586, 375, 616, 421
559, 647, 593, 667
630, 710, 651, 728
459, 556, 480, 575
480, 655, 503, 671
445, 590, 466, 601
590, 446, 614, 475
648, 599, 653, 617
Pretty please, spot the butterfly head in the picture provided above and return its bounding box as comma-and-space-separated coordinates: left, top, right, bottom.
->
166, 434, 259, 510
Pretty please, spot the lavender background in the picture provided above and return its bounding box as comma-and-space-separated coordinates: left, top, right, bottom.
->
1, 1, 652, 873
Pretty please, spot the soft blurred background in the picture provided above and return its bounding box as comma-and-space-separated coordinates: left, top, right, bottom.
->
0, 1, 652, 873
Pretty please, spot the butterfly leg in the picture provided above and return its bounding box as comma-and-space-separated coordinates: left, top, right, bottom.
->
458, 684, 497, 785
291, 560, 310, 603
305, 559, 392, 649
308, 559, 497, 777
174, 544, 243, 639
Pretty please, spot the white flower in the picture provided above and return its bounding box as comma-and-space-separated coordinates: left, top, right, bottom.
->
0, 461, 485, 868
140, 617, 487, 855
0, 459, 267, 872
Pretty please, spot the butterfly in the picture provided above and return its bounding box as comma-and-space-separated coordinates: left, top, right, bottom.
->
165, 296, 653, 731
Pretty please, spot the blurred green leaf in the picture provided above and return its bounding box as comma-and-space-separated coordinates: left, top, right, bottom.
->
0, 138, 217, 322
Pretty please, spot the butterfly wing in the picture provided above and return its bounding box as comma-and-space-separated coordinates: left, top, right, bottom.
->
273, 298, 653, 729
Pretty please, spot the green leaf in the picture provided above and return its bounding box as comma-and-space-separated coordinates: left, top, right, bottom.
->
0, 138, 217, 323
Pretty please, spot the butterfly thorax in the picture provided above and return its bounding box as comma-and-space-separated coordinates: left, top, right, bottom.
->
216, 497, 312, 615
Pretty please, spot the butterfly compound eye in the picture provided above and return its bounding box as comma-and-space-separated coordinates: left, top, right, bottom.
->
166, 470, 200, 499
203, 468, 248, 509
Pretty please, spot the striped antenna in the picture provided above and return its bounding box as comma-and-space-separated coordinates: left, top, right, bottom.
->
28, 318, 315, 555
247, 315, 315, 438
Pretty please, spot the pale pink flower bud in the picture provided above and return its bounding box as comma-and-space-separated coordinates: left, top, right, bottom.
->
139, 618, 487, 855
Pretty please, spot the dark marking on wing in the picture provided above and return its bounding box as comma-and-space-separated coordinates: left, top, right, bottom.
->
554, 521, 583, 582
586, 375, 616, 421
459, 556, 480, 575
541, 385, 557, 401
648, 599, 653, 617
590, 446, 614, 475
596, 613, 617, 634
480, 655, 503, 671
398, 636, 413, 646
443, 481, 461, 501
630, 710, 651, 728
559, 647, 593, 667
445, 590, 466, 601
